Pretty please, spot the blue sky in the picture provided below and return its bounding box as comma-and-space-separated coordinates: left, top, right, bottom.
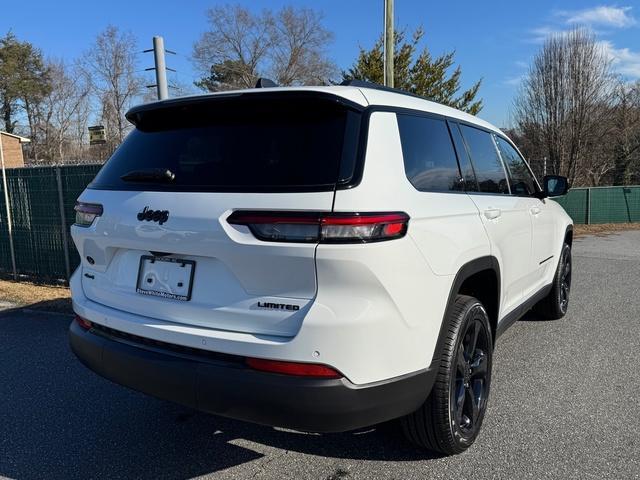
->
2, 1, 640, 126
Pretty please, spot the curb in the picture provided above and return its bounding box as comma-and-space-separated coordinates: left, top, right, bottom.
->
0, 301, 19, 310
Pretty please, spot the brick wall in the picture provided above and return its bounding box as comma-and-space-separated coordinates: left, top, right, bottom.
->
0, 134, 25, 168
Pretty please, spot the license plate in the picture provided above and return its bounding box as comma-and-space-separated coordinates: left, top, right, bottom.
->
136, 255, 195, 301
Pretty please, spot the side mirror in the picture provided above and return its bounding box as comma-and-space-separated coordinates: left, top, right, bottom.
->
541, 175, 569, 198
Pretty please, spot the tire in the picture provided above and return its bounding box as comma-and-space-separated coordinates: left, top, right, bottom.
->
401, 295, 493, 455
534, 243, 572, 320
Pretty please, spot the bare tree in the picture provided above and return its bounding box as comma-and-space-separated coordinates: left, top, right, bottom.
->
84, 26, 142, 150
192, 4, 335, 91
192, 5, 273, 90
582, 105, 617, 185
32, 60, 91, 162
269, 7, 335, 85
513, 28, 615, 185
611, 81, 640, 185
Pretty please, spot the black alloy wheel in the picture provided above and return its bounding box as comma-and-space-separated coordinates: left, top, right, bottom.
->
401, 295, 493, 454
535, 242, 572, 320
559, 246, 571, 314
451, 311, 491, 440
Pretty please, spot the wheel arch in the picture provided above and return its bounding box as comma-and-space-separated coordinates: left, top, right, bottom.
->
564, 224, 574, 247
431, 257, 501, 365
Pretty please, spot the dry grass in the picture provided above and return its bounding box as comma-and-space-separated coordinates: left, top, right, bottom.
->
0, 279, 72, 314
574, 223, 640, 237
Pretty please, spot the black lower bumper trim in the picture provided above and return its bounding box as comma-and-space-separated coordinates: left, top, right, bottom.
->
69, 321, 436, 433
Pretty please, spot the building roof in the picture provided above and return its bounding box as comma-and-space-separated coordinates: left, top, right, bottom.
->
0, 131, 30, 143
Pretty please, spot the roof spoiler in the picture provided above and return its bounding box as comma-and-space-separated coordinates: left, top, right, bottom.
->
125, 90, 365, 126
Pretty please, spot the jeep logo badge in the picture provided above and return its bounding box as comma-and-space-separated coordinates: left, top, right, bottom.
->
137, 206, 169, 225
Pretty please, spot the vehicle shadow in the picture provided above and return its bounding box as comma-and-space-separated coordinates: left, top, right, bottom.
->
0, 304, 437, 480
518, 309, 555, 322
19, 297, 73, 314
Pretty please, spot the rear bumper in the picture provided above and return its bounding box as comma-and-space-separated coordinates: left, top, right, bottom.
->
69, 320, 436, 433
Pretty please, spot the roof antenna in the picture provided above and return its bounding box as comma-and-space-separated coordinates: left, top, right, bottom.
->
255, 78, 278, 88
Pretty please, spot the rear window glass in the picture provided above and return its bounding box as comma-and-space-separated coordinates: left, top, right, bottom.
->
89, 95, 361, 192
397, 114, 462, 192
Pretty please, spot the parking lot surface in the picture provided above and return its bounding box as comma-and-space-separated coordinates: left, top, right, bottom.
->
1, 231, 639, 480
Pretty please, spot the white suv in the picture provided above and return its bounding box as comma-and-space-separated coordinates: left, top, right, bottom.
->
69, 80, 573, 455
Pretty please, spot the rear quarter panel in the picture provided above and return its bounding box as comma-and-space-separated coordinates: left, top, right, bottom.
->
326, 111, 491, 377
334, 111, 490, 276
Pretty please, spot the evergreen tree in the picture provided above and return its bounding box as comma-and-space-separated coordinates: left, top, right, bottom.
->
194, 60, 254, 92
0, 32, 51, 133
342, 28, 482, 115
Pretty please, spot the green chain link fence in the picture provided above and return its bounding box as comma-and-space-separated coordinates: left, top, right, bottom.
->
0, 165, 101, 283
553, 186, 640, 224
1, 164, 639, 284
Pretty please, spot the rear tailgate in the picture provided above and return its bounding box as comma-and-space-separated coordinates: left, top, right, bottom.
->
73, 190, 332, 337
71, 91, 364, 337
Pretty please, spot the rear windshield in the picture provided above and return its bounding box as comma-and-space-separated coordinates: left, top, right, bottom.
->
89, 94, 362, 192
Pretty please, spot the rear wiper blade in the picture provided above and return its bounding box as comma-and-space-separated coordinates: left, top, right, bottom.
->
121, 168, 175, 183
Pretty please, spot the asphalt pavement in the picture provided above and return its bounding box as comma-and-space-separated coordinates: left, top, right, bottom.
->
1, 231, 639, 480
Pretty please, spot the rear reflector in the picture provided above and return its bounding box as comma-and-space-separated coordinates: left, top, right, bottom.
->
74, 202, 103, 227
245, 357, 342, 378
74, 315, 92, 330
228, 211, 409, 243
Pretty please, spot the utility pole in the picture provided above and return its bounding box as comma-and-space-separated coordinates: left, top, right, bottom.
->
383, 0, 394, 87
144, 36, 176, 100
153, 36, 168, 100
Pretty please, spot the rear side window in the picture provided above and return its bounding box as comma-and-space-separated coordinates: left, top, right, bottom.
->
90, 95, 361, 192
460, 125, 509, 195
494, 136, 538, 196
397, 114, 462, 192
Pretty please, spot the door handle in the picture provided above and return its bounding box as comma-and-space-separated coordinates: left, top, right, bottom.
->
484, 208, 502, 220
530, 206, 541, 215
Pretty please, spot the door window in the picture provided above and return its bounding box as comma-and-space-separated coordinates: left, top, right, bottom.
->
494, 136, 538, 196
449, 122, 479, 192
459, 125, 510, 195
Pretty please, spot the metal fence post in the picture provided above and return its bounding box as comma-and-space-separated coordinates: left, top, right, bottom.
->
0, 134, 17, 280
55, 166, 71, 283
586, 187, 591, 225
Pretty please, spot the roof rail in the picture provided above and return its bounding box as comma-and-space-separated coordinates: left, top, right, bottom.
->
255, 78, 278, 88
340, 79, 436, 103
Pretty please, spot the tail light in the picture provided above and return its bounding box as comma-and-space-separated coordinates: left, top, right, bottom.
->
74, 202, 103, 227
227, 211, 409, 243
246, 357, 342, 378
74, 315, 92, 330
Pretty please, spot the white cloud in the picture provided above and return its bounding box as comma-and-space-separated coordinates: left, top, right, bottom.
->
528, 26, 567, 44
558, 6, 637, 28
502, 61, 529, 87
503, 75, 525, 87
598, 40, 640, 78
527, 6, 637, 44
521, 6, 640, 80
